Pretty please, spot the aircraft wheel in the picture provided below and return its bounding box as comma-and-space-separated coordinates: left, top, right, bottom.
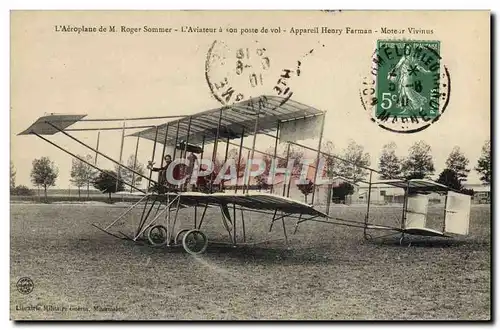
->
142, 226, 152, 241
174, 229, 190, 245
182, 229, 208, 255
147, 225, 169, 247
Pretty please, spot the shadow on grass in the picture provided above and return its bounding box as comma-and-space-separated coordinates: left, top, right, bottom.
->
131, 241, 335, 264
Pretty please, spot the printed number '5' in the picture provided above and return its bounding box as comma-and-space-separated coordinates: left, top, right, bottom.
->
381, 93, 393, 110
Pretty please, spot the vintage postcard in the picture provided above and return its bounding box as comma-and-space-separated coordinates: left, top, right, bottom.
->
10, 10, 491, 320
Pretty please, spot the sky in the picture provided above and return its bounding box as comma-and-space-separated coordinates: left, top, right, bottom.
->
10, 10, 490, 189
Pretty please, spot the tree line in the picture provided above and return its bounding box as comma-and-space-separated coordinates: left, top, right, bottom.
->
10, 154, 146, 201
377, 140, 491, 191
327, 139, 491, 202
251, 139, 491, 202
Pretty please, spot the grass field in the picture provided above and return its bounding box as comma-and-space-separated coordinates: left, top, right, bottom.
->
10, 202, 491, 320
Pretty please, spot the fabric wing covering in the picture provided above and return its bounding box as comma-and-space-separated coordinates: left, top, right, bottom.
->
278, 114, 323, 142
373, 179, 451, 193
128, 95, 324, 145
161, 191, 327, 217
18, 114, 87, 135
444, 191, 471, 235
404, 193, 429, 228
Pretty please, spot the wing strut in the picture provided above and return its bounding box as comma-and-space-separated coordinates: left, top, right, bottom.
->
33, 133, 147, 194
45, 122, 154, 186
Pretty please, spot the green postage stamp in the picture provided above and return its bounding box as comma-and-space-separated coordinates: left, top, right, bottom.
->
376, 40, 441, 119
361, 39, 450, 133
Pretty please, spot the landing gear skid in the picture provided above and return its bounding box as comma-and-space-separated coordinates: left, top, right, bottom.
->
399, 233, 412, 247
98, 193, 214, 255
94, 194, 281, 255
145, 226, 209, 254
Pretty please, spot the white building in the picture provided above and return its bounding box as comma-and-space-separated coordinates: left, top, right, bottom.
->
463, 183, 491, 204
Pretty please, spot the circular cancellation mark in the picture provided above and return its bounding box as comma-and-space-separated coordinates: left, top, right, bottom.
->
205, 40, 275, 108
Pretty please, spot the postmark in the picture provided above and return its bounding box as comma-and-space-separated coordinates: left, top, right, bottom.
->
205, 40, 316, 114
205, 40, 275, 107
16, 277, 34, 294
360, 39, 451, 133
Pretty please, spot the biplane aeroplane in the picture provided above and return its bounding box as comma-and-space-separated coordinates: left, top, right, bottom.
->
19, 95, 472, 254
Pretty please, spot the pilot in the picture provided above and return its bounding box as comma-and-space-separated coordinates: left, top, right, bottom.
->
185, 152, 199, 191
147, 154, 172, 190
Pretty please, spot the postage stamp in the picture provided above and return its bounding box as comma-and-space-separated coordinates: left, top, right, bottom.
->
360, 39, 451, 133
